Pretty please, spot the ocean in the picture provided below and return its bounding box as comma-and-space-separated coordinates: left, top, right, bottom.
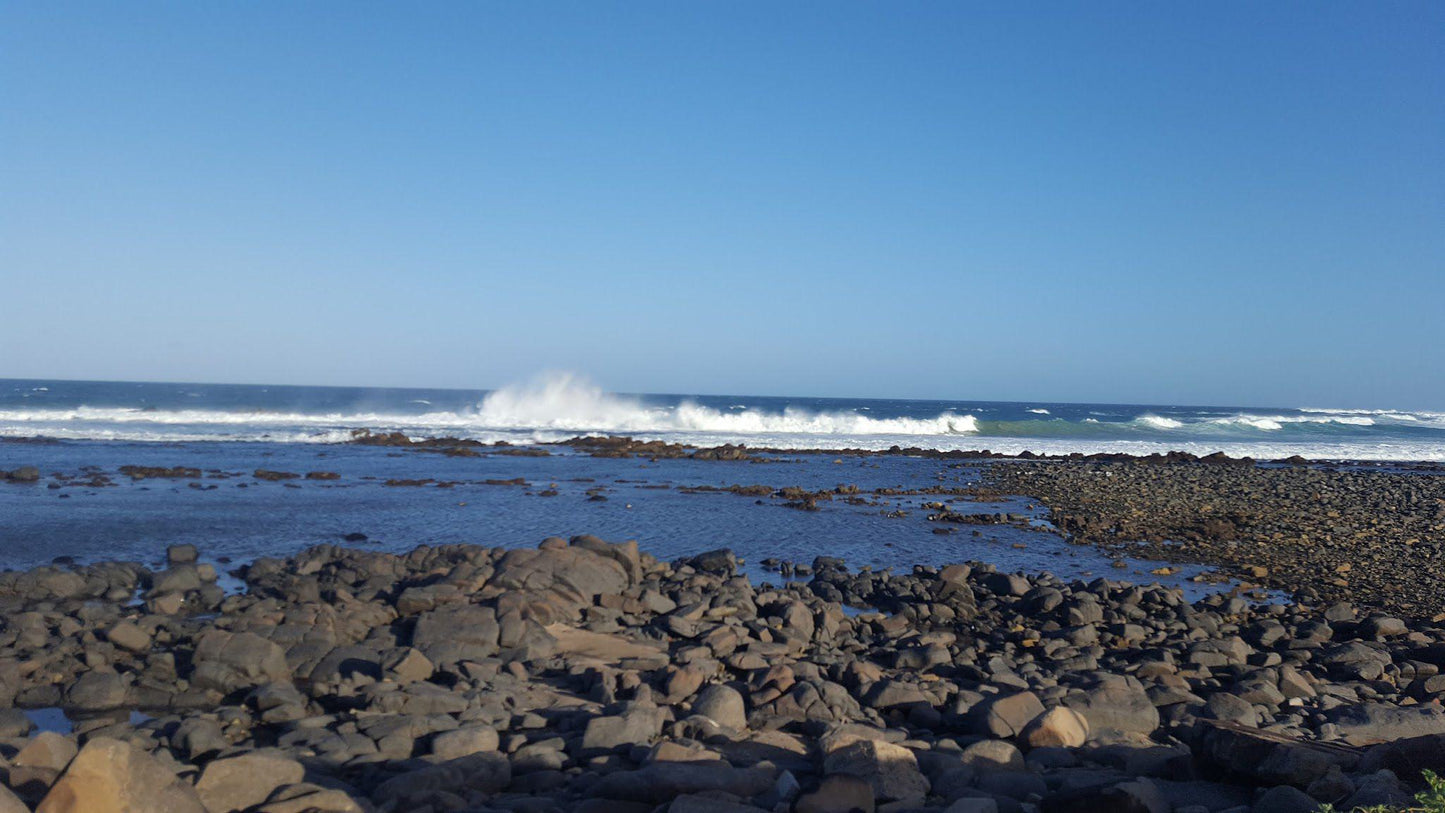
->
2, 374, 1443, 460
0, 375, 1433, 596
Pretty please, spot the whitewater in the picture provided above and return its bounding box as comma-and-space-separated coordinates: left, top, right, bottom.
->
3, 375, 1444, 461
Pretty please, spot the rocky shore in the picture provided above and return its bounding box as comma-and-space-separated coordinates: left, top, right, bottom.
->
986, 461, 1445, 619
0, 536, 1444, 813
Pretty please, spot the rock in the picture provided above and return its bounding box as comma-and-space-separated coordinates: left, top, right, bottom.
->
191, 631, 290, 694
1196, 722, 1359, 788
0, 708, 34, 738
822, 739, 930, 802
666, 795, 771, 813
381, 647, 433, 683
64, 670, 127, 711
6, 466, 41, 483
1361, 616, 1408, 638
685, 549, 737, 575
167, 545, 199, 565
1023, 706, 1090, 748
1252, 785, 1319, 813
977, 770, 1048, 801
1041, 779, 1168, 813
1330, 703, 1445, 746
430, 725, 499, 760
944, 799, 999, 813
106, 621, 151, 653
371, 752, 510, 808
1305, 767, 1354, 804
0, 787, 26, 813
36, 737, 206, 813
194, 752, 306, 813
490, 546, 631, 601
11, 732, 79, 796
960, 739, 1025, 772
1204, 693, 1258, 727
410, 605, 499, 665
973, 691, 1045, 739
256, 784, 366, 813
1359, 733, 1445, 783
1341, 770, 1413, 810
793, 774, 876, 813
1065, 680, 1160, 736
582, 707, 666, 753
692, 684, 747, 729
589, 762, 777, 804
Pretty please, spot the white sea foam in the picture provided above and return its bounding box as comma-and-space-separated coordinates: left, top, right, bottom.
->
3, 372, 1442, 460
1135, 414, 1184, 430
474, 373, 979, 437
0, 373, 981, 445
1204, 414, 1376, 431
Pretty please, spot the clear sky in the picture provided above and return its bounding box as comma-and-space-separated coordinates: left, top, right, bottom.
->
2, 3, 1441, 408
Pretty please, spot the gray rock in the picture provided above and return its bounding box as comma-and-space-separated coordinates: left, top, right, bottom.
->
431, 725, 500, 760
191, 631, 291, 694
195, 752, 306, 813
692, 684, 747, 729
582, 707, 666, 753
1252, 785, 1318, 813
1065, 680, 1160, 736
1330, 703, 1445, 746
410, 604, 499, 665
795, 774, 875, 813
960, 739, 1025, 772
35, 737, 205, 813
823, 739, 930, 802
590, 762, 778, 804
972, 691, 1045, 739
370, 752, 511, 808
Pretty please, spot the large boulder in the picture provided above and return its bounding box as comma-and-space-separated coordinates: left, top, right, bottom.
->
410, 605, 499, 666
1064, 679, 1159, 736
195, 752, 306, 813
692, 684, 747, 729
430, 726, 500, 760
1022, 706, 1090, 748
191, 631, 290, 694
370, 753, 510, 809
489, 546, 630, 601
582, 707, 666, 753
822, 739, 930, 802
971, 691, 1045, 739
1330, 703, 1445, 746
1195, 721, 1359, 787
36, 737, 206, 813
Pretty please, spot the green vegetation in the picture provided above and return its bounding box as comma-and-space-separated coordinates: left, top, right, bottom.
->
1319, 771, 1445, 813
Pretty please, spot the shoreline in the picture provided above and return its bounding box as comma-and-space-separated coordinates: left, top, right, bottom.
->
5, 435, 1444, 618
7, 429, 1445, 470
0, 536, 1441, 811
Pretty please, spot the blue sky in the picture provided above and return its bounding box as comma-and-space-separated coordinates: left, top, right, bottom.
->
2, 3, 1441, 408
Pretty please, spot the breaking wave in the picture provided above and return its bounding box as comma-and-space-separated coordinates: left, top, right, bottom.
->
474, 373, 979, 437
3, 373, 1442, 459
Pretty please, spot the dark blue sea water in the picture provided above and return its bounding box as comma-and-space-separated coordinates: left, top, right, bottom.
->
1, 433, 1237, 601
4, 374, 1443, 460
0, 376, 1432, 600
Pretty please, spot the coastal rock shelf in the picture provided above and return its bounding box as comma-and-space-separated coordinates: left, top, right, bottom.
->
0, 537, 1443, 812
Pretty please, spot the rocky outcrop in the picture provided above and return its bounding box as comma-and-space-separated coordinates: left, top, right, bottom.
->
0, 535, 1441, 812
